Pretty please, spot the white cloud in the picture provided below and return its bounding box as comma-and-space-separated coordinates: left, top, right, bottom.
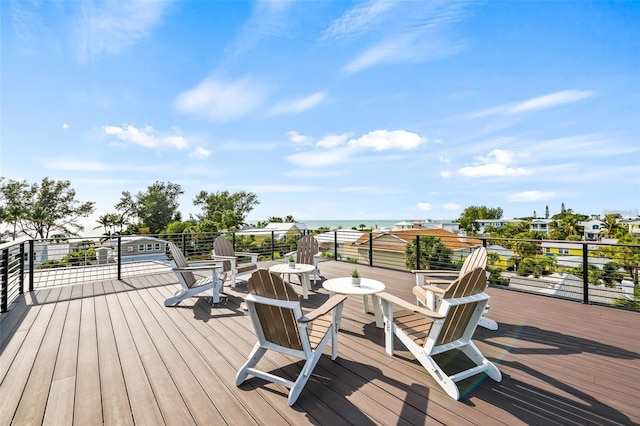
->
440, 170, 452, 179
61, 123, 69, 130
285, 147, 352, 167
444, 203, 460, 210
268, 92, 326, 116
509, 191, 556, 202
457, 149, 529, 178
316, 134, 349, 148
103, 124, 188, 150
471, 90, 595, 118
438, 155, 450, 164
323, 1, 395, 40
74, 1, 169, 61
45, 157, 167, 172
348, 130, 425, 151
342, 2, 469, 74
174, 76, 269, 122
286, 131, 312, 145
417, 202, 432, 211
189, 146, 212, 159
458, 163, 528, 178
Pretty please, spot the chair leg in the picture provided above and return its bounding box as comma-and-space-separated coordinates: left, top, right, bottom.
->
478, 316, 498, 330
459, 343, 502, 383
416, 352, 461, 400
288, 350, 322, 406
164, 289, 187, 306
235, 343, 266, 386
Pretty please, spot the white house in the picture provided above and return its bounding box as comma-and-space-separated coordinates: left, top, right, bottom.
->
578, 219, 604, 241
530, 219, 552, 235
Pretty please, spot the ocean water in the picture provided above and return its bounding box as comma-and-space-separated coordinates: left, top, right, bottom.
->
245, 219, 407, 230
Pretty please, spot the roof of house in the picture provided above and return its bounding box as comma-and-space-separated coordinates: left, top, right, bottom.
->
354, 229, 483, 252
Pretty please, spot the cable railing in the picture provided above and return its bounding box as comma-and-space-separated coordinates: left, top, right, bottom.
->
1, 229, 638, 313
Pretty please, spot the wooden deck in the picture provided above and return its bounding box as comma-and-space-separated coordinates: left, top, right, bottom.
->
1, 260, 638, 425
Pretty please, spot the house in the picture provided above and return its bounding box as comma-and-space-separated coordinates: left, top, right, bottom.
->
315, 230, 363, 260
541, 241, 585, 257
236, 222, 309, 242
623, 219, 640, 236
578, 219, 604, 241
352, 229, 483, 270
418, 219, 460, 233
486, 244, 515, 270
108, 236, 168, 263
530, 219, 552, 235
474, 219, 522, 234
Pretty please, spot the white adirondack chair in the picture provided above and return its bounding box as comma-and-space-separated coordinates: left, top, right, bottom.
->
236, 269, 347, 406
164, 243, 226, 306
378, 267, 502, 400
211, 236, 258, 287
413, 247, 497, 330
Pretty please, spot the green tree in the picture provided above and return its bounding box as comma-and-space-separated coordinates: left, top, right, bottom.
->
457, 205, 504, 233
0, 178, 29, 240
193, 190, 259, 229
118, 181, 183, 234
405, 236, 453, 270
4, 177, 95, 239
600, 214, 626, 239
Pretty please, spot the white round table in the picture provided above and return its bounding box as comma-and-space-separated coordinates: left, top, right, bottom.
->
322, 277, 385, 328
269, 263, 316, 299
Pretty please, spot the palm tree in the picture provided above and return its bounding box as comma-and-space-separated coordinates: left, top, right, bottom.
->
600, 215, 625, 239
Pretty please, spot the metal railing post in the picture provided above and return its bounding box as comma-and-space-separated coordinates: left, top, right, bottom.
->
415, 235, 421, 270
334, 231, 338, 261
181, 233, 186, 256
117, 236, 122, 281
271, 231, 275, 261
1, 249, 8, 313
19, 243, 25, 295
369, 232, 373, 266
582, 243, 589, 304
29, 240, 34, 291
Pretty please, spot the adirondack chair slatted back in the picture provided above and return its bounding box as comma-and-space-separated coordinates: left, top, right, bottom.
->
248, 269, 303, 350
437, 267, 487, 345
295, 235, 318, 265
213, 236, 234, 273
459, 247, 488, 276
168, 243, 196, 288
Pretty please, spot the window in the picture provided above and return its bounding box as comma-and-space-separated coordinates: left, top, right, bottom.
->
154, 243, 161, 251
147, 244, 153, 251
544, 248, 551, 253
593, 225, 599, 230
558, 248, 569, 255
126, 246, 134, 253
138, 244, 145, 252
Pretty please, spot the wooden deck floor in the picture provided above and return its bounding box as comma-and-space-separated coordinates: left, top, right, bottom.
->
1, 260, 638, 425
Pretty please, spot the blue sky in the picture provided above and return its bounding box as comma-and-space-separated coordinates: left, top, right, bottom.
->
2, 1, 639, 230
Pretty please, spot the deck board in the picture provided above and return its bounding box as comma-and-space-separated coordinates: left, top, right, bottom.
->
1, 260, 638, 425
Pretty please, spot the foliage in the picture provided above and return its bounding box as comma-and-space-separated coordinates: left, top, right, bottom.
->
457, 205, 504, 233
516, 255, 557, 278
116, 181, 183, 234
351, 268, 360, 278
566, 263, 602, 286
613, 285, 640, 311
0, 177, 95, 239
193, 190, 259, 230
595, 234, 640, 285
405, 236, 453, 270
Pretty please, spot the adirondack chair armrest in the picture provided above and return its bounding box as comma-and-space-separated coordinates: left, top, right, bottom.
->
299, 295, 347, 323
412, 269, 459, 277
172, 264, 223, 272
377, 292, 445, 319
284, 250, 296, 257
210, 254, 237, 261
235, 252, 258, 263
